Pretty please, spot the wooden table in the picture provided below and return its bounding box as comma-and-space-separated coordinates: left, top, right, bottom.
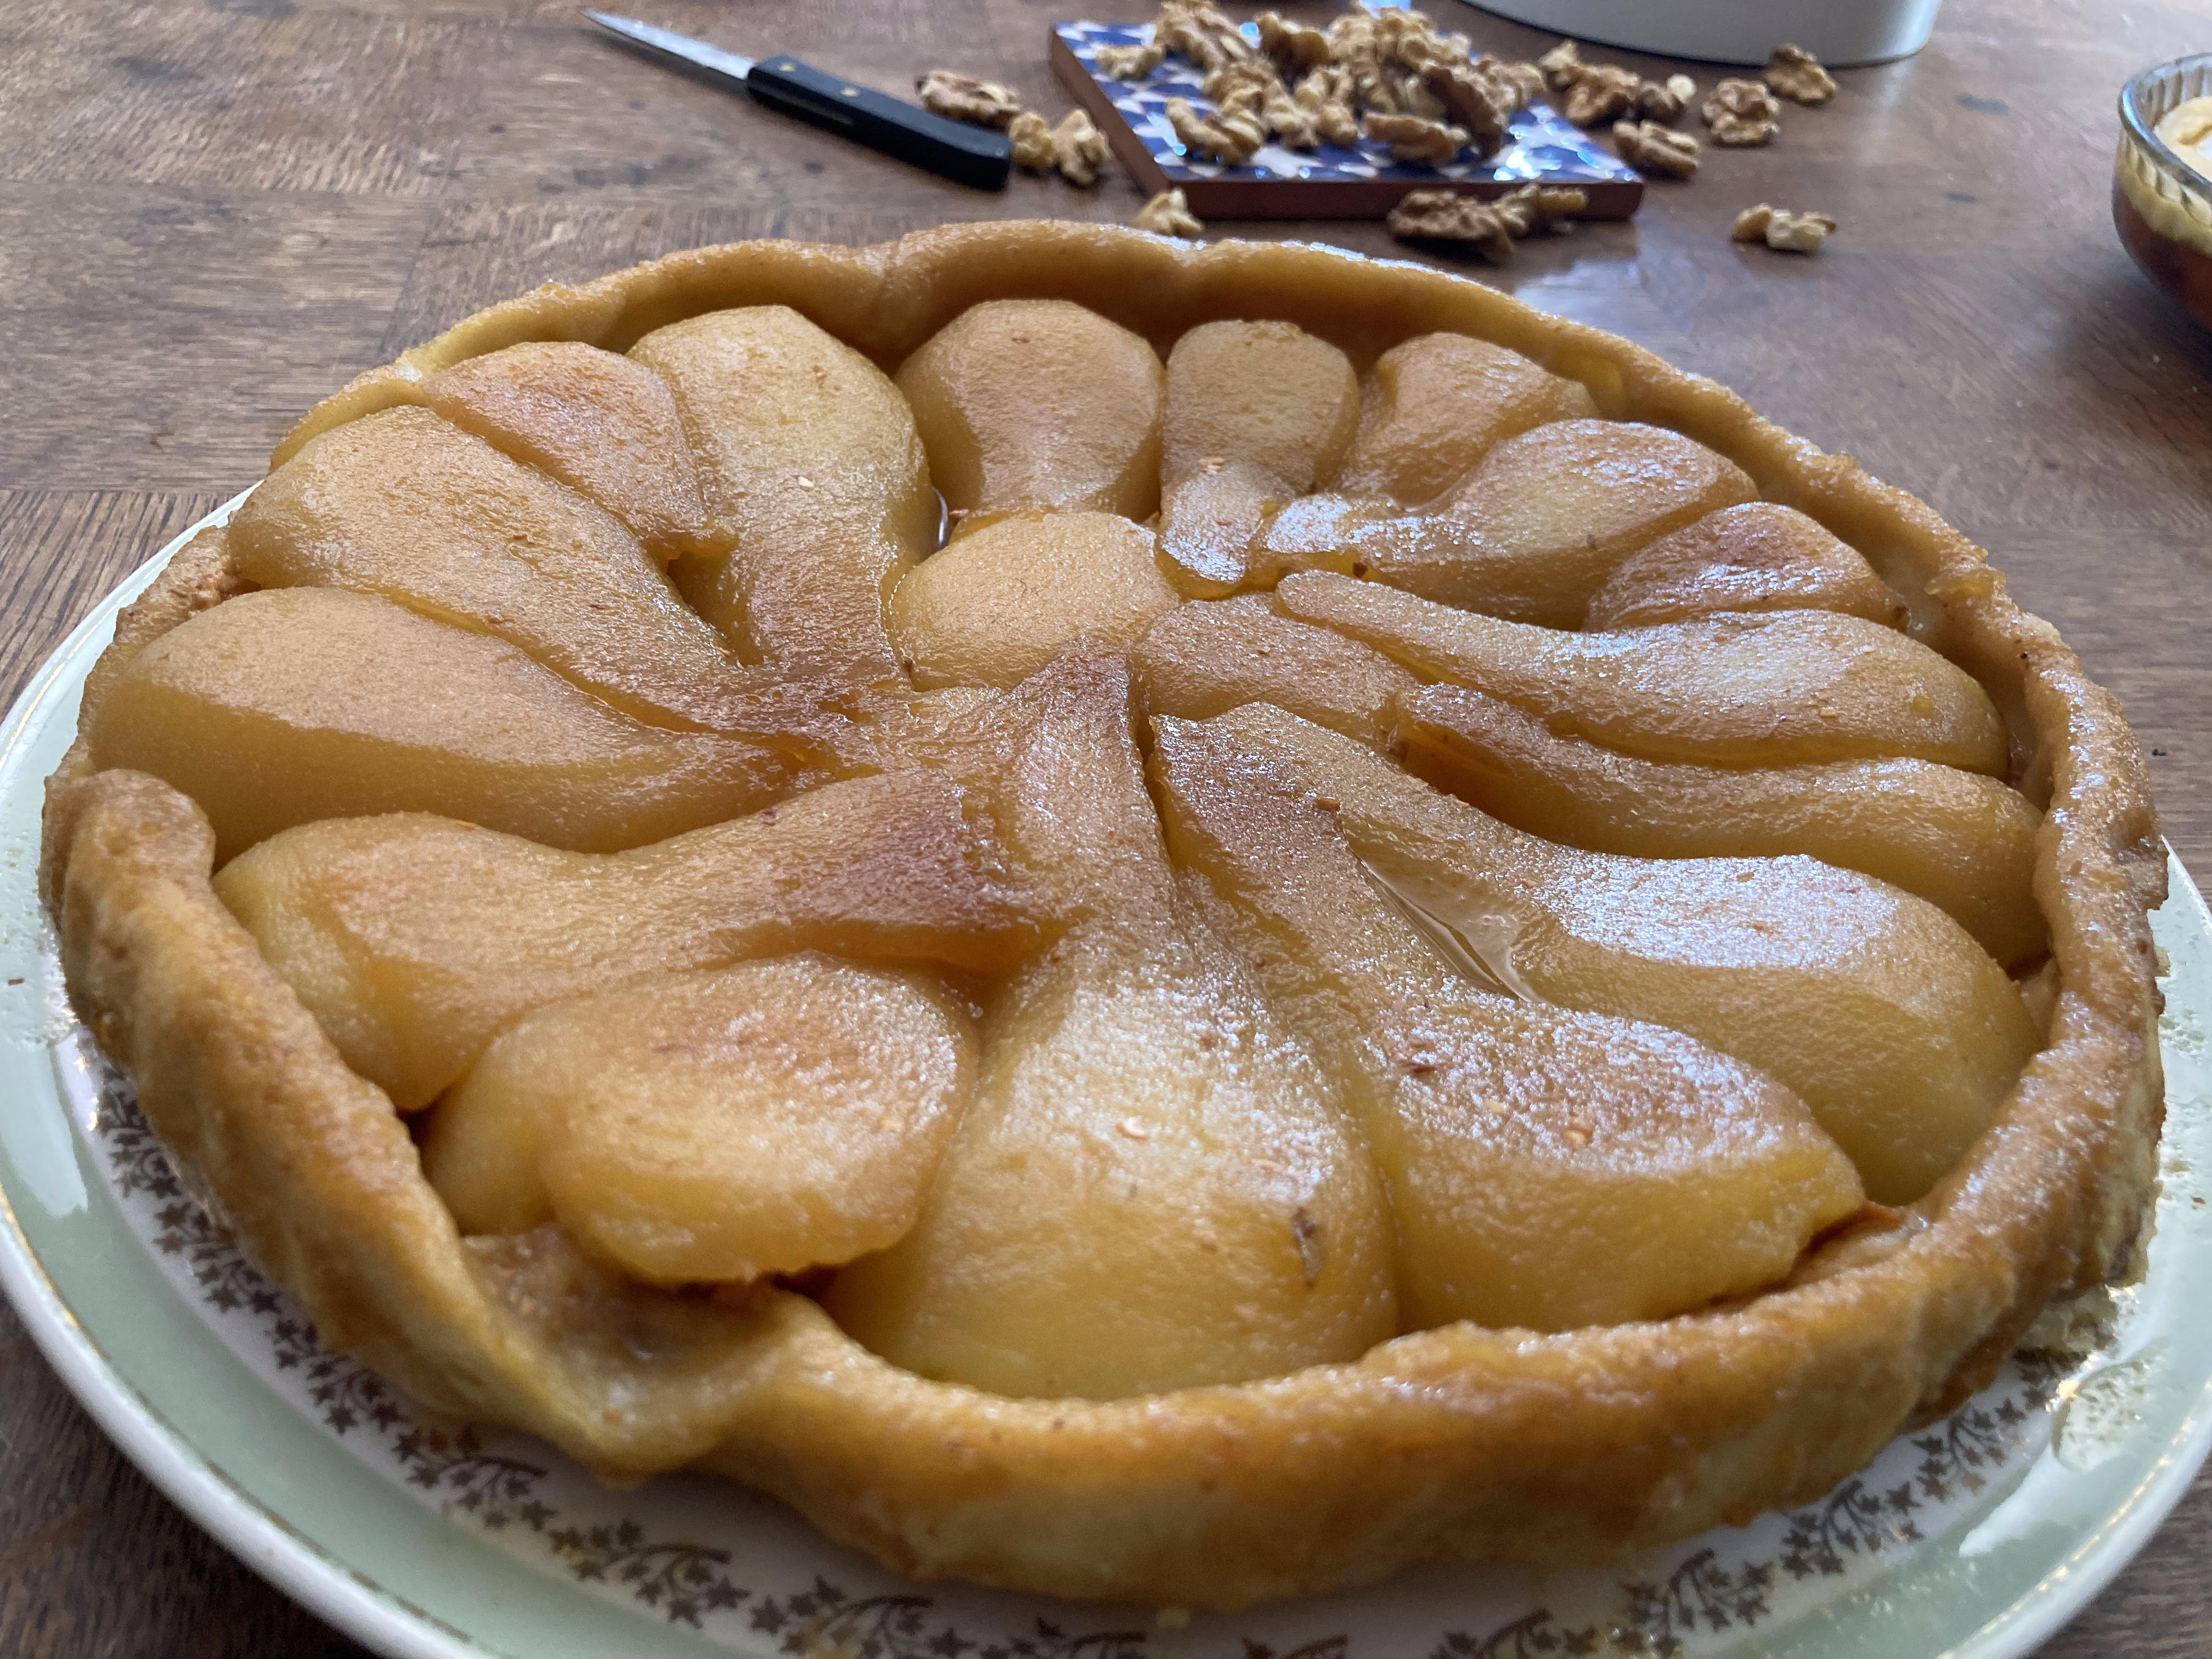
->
2, 0, 2208, 1651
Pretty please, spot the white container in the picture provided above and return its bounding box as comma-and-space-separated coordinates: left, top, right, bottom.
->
1460, 0, 1943, 67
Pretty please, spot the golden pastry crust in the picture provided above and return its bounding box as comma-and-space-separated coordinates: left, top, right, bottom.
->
41, 223, 2166, 1611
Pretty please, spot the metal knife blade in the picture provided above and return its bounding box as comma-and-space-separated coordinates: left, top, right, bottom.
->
583, 11, 755, 83
581, 12, 1012, 191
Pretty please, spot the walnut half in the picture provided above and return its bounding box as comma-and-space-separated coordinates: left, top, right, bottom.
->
1763, 44, 1837, 106
1733, 202, 1837, 252
1167, 96, 1264, 165
1008, 111, 1054, 170
1051, 110, 1110, 186
1702, 78, 1781, 145
916, 69, 1025, 131
1133, 187, 1205, 237
1094, 40, 1166, 82
1387, 182, 1584, 262
1613, 120, 1699, 178
1363, 111, 1468, 166
1637, 73, 1698, 122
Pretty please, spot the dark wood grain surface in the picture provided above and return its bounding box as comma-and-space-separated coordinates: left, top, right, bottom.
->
3, 1, 2209, 1653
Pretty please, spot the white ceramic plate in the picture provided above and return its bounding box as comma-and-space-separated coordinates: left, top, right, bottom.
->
3, 499, 2209, 1659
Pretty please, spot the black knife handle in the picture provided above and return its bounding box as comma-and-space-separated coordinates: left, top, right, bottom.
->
746, 57, 1012, 191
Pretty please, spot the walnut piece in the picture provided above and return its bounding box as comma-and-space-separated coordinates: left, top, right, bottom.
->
1167, 95, 1263, 164
1201, 61, 1276, 106
1636, 73, 1697, 122
1733, 202, 1837, 252
1536, 38, 1584, 90
1094, 41, 1165, 81
1613, 119, 1699, 178
1389, 189, 1517, 261
1008, 110, 1054, 170
1420, 58, 1516, 154
915, 69, 1025, 131
1133, 187, 1204, 238
1493, 181, 1587, 234
1256, 12, 1331, 74
1763, 43, 1836, 105
1363, 111, 1468, 166
1561, 62, 1641, 127
1490, 58, 1545, 105
1295, 71, 1362, 146
1156, 0, 1254, 72
1702, 78, 1781, 145
1051, 110, 1110, 185
1531, 37, 1647, 129
1262, 84, 1321, 149
1387, 182, 1584, 262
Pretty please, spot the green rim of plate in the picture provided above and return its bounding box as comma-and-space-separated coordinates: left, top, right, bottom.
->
1, 499, 2206, 1659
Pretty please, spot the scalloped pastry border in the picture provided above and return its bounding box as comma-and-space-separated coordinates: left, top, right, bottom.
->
40, 222, 2168, 1612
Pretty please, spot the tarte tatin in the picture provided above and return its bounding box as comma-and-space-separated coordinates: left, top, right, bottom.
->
40, 222, 2166, 1611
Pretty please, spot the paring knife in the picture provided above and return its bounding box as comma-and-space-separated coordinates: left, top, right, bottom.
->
582, 12, 1014, 191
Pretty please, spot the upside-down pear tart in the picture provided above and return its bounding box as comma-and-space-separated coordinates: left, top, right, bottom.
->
40, 222, 2165, 1611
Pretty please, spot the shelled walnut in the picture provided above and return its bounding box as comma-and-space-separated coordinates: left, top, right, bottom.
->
1419, 58, 1517, 152
1156, 0, 1254, 72
1702, 78, 1782, 145
1256, 12, 1331, 74
1294, 71, 1361, 146
1364, 111, 1469, 166
1562, 61, 1643, 127
1010, 109, 1110, 185
1637, 74, 1697, 121
1094, 41, 1165, 81
1763, 44, 1836, 105
1133, 187, 1204, 236
1613, 120, 1699, 178
1387, 182, 1584, 261
1052, 110, 1110, 184
1008, 110, 1055, 170
1733, 202, 1837, 251
1494, 181, 1587, 230
916, 69, 1025, 130
1536, 38, 1585, 89
1536, 38, 1690, 130
1166, 95, 1262, 163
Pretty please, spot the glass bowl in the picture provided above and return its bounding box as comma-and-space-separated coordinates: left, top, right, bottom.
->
2117, 54, 2212, 329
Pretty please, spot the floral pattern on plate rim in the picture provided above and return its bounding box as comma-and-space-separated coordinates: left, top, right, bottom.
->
69, 1024, 2097, 1659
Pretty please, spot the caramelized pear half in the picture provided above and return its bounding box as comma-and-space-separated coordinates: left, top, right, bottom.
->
888, 511, 1178, 689
630, 305, 935, 682
86, 588, 811, 861
1133, 594, 1418, 747
227, 406, 765, 733
421, 340, 712, 561
1394, 685, 2045, 967
1252, 420, 1758, 627
1329, 332, 1599, 506
215, 768, 1040, 1112
1278, 572, 2011, 773
1157, 320, 1359, 595
425, 956, 975, 1286
1218, 704, 2038, 1203
827, 653, 1396, 1398
1151, 714, 1864, 1330
895, 299, 1166, 520
1585, 501, 1907, 630
1358, 421, 1760, 627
